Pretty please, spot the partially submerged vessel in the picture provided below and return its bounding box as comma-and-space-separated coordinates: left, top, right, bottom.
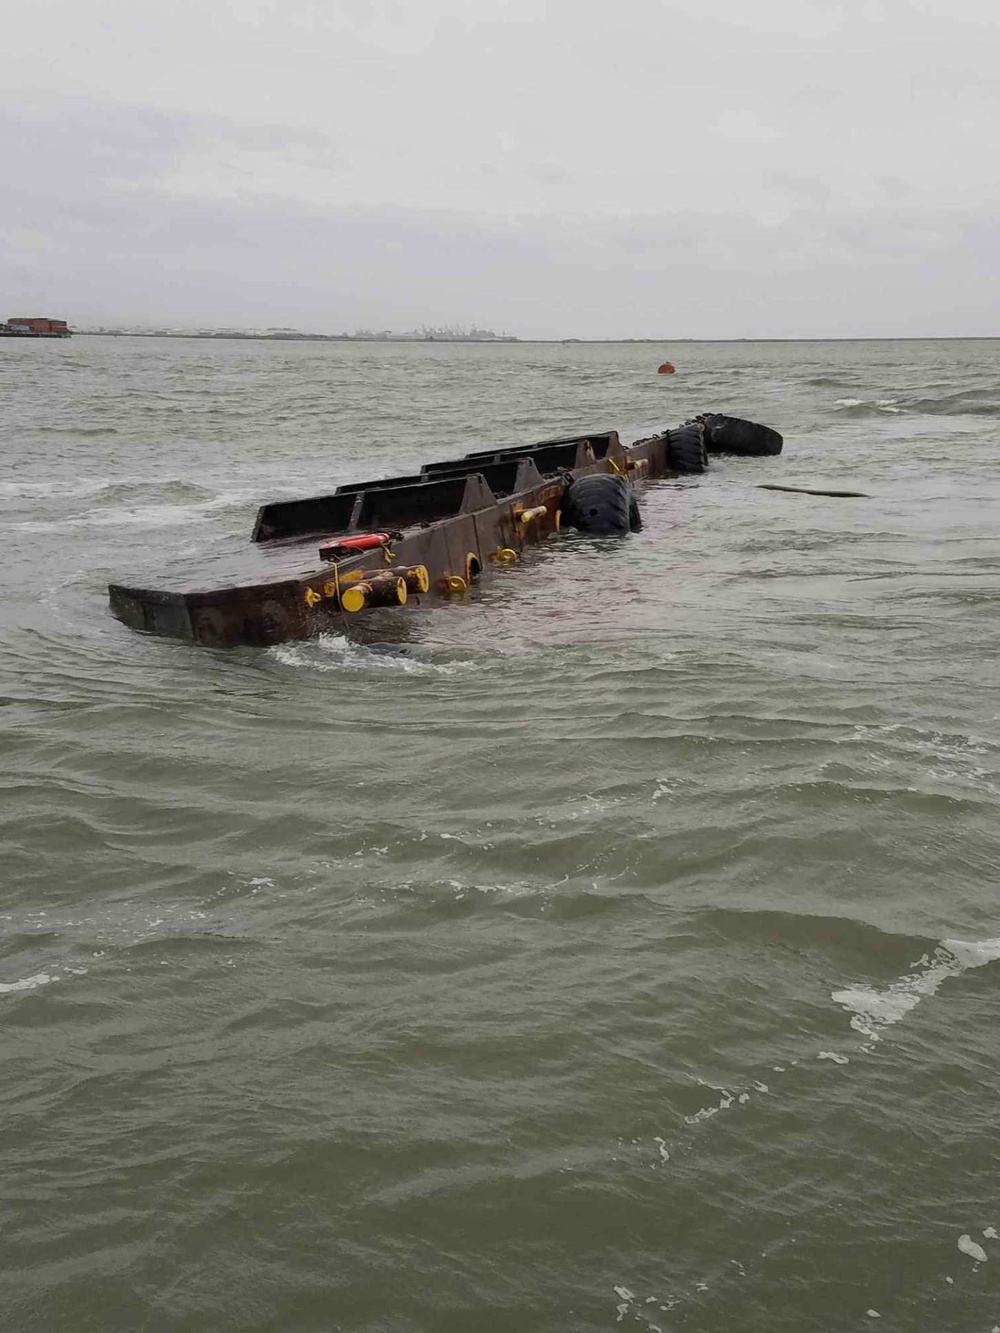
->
108, 414, 782, 648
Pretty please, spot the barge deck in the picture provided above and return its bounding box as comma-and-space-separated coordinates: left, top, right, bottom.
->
108, 418, 773, 648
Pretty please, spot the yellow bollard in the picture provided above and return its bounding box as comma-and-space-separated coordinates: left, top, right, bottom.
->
406, 564, 430, 594
518, 505, 547, 524
340, 575, 408, 614
381, 565, 430, 594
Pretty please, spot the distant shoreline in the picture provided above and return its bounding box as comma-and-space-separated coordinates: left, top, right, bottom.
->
78, 331, 523, 343
74, 331, 999, 344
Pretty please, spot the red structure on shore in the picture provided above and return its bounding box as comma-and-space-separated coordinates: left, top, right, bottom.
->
4, 317, 71, 337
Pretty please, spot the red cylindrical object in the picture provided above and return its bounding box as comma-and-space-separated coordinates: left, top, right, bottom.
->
319, 532, 393, 560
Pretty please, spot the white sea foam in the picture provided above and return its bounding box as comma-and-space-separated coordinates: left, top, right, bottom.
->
846, 723, 997, 795
833, 397, 903, 414
0, 964, 89, 999
958, 1234, 988, 1263
684, 1071, 782, 1126
0, 971, 58, 995
614, 1285, 635, 1323
832, 936, 1000, 1044
685, 1089, 733, 1124
448, 879, 536, 902
2, 899, 223, 951
0, 480, 58, 499
0, 477, 112, 500
272, 634, 464, 676
17, 502, 216, 533
612, 1284, 665, 1331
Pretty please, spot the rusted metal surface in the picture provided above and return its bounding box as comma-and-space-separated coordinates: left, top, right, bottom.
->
108, 428, 675, 647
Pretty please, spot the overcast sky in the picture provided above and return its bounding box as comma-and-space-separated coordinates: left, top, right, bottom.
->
4, 0, 998, 338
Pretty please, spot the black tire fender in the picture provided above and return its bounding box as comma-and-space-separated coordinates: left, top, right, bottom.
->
667, 423, 708, 474
561, 472, 637, 536
699, 414, 783, 456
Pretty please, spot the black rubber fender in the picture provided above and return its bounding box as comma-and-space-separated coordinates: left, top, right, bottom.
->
666, 423, 708, 474
190, 606, 229, 645
257, 599, 293, 645
561, 472, 640, 536
699, 414, 783, 456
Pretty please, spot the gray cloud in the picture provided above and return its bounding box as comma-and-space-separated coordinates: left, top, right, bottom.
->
3, 0, 998, 336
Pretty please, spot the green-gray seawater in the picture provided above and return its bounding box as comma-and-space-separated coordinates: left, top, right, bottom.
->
2, 337, 999, 1331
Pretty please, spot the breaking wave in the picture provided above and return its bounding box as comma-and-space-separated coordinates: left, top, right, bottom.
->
833, 936, 1000, 1045
833, 386, 1000, 418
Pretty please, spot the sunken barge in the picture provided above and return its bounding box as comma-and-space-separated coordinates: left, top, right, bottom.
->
108, 414, 782, 648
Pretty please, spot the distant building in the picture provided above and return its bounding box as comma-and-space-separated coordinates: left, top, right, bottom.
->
4, 317, 71, 337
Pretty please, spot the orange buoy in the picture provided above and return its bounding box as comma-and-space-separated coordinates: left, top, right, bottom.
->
657, 361, 675, 375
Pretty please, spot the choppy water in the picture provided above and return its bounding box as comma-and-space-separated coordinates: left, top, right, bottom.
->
2, 336, 999, 1332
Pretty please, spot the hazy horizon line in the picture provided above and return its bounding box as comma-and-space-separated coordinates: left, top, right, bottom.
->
71, 330, 1000, 344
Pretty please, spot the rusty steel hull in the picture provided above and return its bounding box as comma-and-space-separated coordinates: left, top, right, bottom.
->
108, 429, 672, 648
